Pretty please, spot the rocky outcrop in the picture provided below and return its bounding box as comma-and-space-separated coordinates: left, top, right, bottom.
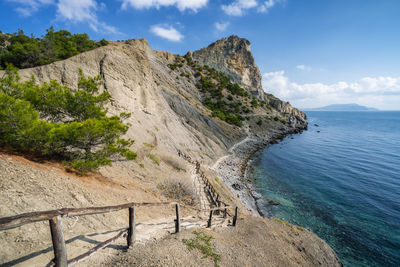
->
193, 35, 264, 100
192, 35, 307, 129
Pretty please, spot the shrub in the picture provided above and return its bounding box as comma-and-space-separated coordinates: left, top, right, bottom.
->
143, 142, 154, 148
251, 98, 259, 108
160, 154, 186, 171
157, 178, 198, 205
184, 53, 193, 66
273, 116, 279, 121
183, 231, 221, 267
256, 119, 262, 126
168, 63, 178, 70
0, 66, 136, 173
148, 154, 160, 165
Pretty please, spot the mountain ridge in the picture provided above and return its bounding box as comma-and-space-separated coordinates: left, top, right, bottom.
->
305, 103, 378, 111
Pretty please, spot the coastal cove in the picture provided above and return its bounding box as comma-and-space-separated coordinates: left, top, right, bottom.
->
247, 111, 400, 266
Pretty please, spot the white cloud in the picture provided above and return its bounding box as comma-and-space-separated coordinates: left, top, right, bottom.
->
215, 21, 230, 31
296, 64, 312, 71
8, 0, 119, 34
57, 0, 96, 22
262, 70, 400, 110
56, 0, 120, 34
221, 0, 284, 16
150, 25, 183, 42
121, 0, 208, 12
258, 0, 285, 13
7, 0, 54, 16
221, 0, 257, 16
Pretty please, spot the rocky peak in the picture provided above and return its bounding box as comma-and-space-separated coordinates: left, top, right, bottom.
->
192, 35, 264, 100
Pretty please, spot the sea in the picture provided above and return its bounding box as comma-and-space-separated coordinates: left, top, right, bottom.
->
248, 111, 400, 266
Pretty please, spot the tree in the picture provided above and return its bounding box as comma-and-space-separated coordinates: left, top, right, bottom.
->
0, 66, 136, 173
0, 27, 108, 69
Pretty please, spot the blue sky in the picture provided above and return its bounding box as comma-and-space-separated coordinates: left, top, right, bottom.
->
1, 0, 400, 110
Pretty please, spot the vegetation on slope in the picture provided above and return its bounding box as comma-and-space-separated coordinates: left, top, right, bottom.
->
0, 27, 108, 69
169, 54, 273, 127
0, 65, 136, 173
183, 231, 221, 267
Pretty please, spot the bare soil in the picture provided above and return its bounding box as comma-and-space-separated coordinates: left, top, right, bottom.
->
106, 215, 342, 267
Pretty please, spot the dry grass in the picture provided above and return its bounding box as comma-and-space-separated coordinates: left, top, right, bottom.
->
160, 154, 187, 172
157, 178, 198, 205
148, 154, 160, 166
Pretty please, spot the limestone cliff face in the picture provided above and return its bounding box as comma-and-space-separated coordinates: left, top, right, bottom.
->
192, 35, 307, 126
192, 35, 264, 100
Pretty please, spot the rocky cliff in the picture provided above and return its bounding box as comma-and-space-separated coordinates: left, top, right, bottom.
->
192, 35, 307, 129
193, 35, 264, 100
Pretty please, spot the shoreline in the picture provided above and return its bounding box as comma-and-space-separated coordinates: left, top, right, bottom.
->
211, 126, 307, 217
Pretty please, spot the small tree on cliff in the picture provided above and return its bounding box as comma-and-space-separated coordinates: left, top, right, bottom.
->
0, 65, 136, 173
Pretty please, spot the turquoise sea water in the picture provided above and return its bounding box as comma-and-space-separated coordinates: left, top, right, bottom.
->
248, 111, 400, 266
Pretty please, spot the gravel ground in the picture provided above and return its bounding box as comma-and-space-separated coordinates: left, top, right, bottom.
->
106, 215, 342, 267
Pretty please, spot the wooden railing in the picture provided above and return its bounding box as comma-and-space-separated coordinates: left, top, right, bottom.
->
0, 202, 237, 267
178, 150, 228, 212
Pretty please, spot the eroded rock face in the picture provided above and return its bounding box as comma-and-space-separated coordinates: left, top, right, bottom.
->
192, 35, 307, 126
193, 35, 264, 100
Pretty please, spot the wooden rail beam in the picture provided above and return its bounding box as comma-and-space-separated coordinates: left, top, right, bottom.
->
67, 230, 127, 266
0, 202, 171, 231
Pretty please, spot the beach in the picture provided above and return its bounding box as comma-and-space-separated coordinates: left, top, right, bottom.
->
211, 127, 306, 217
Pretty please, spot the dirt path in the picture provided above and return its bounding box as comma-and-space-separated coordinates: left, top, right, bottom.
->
75, 213, 229, 266
211, 125, 255, 170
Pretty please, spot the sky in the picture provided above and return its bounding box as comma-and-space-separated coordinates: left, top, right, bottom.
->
1, 0, 400, 110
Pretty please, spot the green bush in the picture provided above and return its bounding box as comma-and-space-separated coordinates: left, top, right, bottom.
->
184, 53, 193, 66
251, 98, 259, 108
256, 119, 262, 126
183, 231, 221, 267
0, 27, 108, 69
168, 63, 178, 70
0, 65, 136, 173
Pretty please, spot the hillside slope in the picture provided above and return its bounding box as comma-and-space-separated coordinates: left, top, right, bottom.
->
0, 36, 340, 267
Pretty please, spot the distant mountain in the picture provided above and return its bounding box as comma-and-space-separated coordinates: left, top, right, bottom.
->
305, 104, 379, 111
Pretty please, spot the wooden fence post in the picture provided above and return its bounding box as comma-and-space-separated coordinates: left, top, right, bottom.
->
215, 196, 221, 215
207, 210, 213, 228
232, 207, 238, 227
127, 207, 136, 248
175, 204, 180, 233
49, 216, 67, 267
